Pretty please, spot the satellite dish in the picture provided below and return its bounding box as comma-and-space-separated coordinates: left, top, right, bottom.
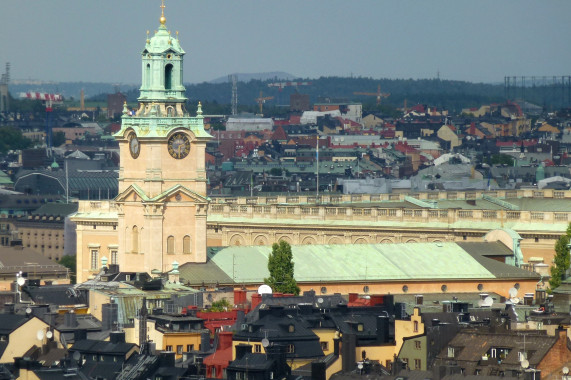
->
483, 296, 493, 307
317, 297, 324, 304
36, 330, 45, 341
26, 307, 32, 315
72, 351, 81, 361
521, 359, 530, 369
508, 287, 518, 298
261, 338, 270, 348
258, 284, 273, 295
563, 367, 569, 375
17, 277, 25, 286
46, 331, 53, 339
357, 363, 364, 370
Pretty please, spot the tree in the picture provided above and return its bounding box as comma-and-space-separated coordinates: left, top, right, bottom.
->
52, 131, 66, 147
549, 223, 571, 290
0, 126, 32, 153
264, 241, 300, 295
59, 255, 77, 284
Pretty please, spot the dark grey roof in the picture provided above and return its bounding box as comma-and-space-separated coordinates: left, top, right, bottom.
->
464, 250, 539, 279
31, 202, 78, 217
228, 352, 274, 370
179, 259, 233, 286
457, 242, 513, 257
70, 339, 136, 355
438, 330, 557, 367
0, 314, 28, 335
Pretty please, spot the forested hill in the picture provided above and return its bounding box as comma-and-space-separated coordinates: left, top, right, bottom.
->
176, 77, 506, 112
15, 77, 509, 112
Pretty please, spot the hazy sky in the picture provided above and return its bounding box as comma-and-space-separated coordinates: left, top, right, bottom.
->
1, 1, 569, 85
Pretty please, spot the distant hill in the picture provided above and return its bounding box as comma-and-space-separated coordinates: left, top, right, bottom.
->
9, 75, 566, 112
208, 71, 297, 84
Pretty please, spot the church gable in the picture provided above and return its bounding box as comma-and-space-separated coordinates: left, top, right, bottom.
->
150, 185, 209, 205
115, 184, 149, 203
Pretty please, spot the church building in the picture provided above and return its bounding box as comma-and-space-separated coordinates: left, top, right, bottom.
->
72, 5, 211, 283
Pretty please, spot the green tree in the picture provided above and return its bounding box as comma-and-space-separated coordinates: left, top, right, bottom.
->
549, 223, 571, 290
52, 131, 66, 147
207, 298, 231, 312
264, 241, 300, 295
59, 255, 77, 284
0, 126, 32, 153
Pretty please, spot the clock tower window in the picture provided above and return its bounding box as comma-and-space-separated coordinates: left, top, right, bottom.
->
132, 226, 139, 254
165, 64, 173, 90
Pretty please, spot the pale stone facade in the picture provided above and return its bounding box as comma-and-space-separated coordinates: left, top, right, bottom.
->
72, 10, 211, 283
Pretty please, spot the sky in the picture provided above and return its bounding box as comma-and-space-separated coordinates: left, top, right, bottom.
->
1, 1, 570, 85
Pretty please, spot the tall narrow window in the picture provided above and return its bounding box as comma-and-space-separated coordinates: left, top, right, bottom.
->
111, 250, 118, 265
132, 226, 139, 254
167, 236, 175, 254
145, 64, 150, 87
91, 249, 99, 270
183, 235, 191, 254
165, 64, 173, 90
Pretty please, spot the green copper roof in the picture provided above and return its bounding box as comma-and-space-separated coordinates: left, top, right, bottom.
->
206, 243, 498, 284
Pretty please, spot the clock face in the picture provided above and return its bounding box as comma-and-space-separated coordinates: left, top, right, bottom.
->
128, 132, 140, 159
168, 132, 190, 159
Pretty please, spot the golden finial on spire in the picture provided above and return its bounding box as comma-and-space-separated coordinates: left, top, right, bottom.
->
146, 30, 150, 43
176, 31, 179, 39
159, 0, 166, 25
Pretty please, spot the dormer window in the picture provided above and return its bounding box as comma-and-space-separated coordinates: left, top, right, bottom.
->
447, 346, 455, 358
288, 324, 295, 333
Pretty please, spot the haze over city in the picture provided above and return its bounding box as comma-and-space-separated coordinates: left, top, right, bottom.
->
1, 0, 570, 85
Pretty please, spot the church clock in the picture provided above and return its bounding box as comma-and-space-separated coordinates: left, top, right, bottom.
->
168, 132, 190, 159
128, 132, 140, 159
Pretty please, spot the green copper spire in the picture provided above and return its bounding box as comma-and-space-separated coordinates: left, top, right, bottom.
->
115, 2, 211, 141
138, 0, 186, 105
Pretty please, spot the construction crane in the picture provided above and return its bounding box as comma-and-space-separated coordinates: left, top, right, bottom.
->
267, 81, 312, 91
353, 84, 390, 105
20, 92, 64, 153
255, 91, 274, 115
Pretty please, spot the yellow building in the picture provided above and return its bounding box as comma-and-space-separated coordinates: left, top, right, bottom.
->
133, 312, 207, 359
0, 315, 62, 363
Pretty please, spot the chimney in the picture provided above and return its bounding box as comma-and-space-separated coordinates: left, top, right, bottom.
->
64, 311, 78, 327
251, 293, 262, 310
218, 332, 233, 350
341, 333, 357, 372
109, 331, 125, 344
201, 331, 210, 352
102, 303, 118, 331
233, 289, 247, 306
376, 315, 390, 343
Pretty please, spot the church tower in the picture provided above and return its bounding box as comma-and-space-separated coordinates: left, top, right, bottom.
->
114, 3, 211, 274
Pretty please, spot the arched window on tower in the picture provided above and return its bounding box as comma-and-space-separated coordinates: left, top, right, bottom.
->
145, 64, 150, 87
132, 226, 139, 254
167, 236, 175, 254
183, 235, 191, 254
165, 64, 173, 90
